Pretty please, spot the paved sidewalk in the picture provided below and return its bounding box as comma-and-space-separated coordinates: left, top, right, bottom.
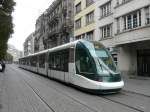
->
122, 75, 150, 96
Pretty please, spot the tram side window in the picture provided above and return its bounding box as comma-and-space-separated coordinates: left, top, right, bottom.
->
26, 58, 30, 66
49, 50, 69, 72
26, 58, 28, 65
49, 53, 56, 69
48, 53, 52, 69
75, 43, 97, 75
63, 50, 69, 72
56, 53, 61, 70
23, 59, 26, 65
25, 59, 27, 65
30, 56, 37, 67
39, 54, 45, 68
20, 59, 23, 65
22, 59, 25, 65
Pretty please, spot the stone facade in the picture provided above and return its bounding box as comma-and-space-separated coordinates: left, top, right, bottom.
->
34, 15, 45, 53
74, 0, 96, 40
95, 0, 150, 77
24, 33, 35, 56
34, 0, 74, 51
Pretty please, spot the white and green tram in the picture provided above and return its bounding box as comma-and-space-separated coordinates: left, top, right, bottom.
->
19, 40, 124, 93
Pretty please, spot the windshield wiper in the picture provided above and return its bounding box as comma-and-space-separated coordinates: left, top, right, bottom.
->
98, 59, 103, 71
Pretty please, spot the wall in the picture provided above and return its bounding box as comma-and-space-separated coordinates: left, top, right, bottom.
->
74, 0, 96, 37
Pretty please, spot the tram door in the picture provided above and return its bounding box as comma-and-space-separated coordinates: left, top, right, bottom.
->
137, 50, 150, 77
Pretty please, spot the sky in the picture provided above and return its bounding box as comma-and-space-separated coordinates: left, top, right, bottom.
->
8, 0, 54, 51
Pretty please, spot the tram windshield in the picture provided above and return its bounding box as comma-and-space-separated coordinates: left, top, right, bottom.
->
93, 42, 117, 72
95, 48, 117, 72
75, 40, 120, 81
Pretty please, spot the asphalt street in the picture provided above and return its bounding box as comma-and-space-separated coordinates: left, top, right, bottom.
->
0, 64, 150, 112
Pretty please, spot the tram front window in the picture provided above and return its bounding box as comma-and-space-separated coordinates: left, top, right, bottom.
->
95, 49, 117, 72
75, 42, 97, 79
75, 41, 120, 82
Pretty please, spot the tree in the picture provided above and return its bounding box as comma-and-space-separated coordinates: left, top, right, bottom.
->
0, 0, 15, 60
5, 52, 13, 63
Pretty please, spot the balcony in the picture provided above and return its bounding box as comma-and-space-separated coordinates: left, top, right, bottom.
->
49, 14, 59, 23
48, 28, 60, 37
115, 25, 150, 46
62, 6, 67, 15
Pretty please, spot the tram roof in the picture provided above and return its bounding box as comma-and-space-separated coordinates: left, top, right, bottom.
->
20, 40, 104, 59
20, 40, 81, 59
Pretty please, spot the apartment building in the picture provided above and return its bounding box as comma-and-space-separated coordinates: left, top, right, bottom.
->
34, 15, 45, 53
74, 0, 96, 40
95, 0, 150, 77
43, 0, 74, 49
24, 33, 35, 56
33, 0, 74, 51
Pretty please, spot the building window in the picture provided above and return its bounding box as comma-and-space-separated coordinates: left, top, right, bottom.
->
76, 34, 86, 40
123, 10, 141, 30
116, 0, 132, 6
122, 0, 127, 3
76, 35, 82, 40
145, 6, 150, 24
133, 13, 138, 28
75, 18, 81, 29
117, 18, 120, 33
139, 11, 141, 26
101, 1, 111, 18
75, 2, 81, 14
116, 0, 119, 5
86, 0, 94, 7
86, 31, 94, 40
101, 24, 112, 38
86, 11, 94, 25
127, 15, 132, 29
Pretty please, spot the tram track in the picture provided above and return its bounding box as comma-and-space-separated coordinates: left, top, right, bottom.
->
20, 67, 145, 112
11, 66, 148, 112
122, 90, 150, 98
22, 76, 99, 112
21, 71, 144, 112
27, 72, 145, 112
21, 77, 56, 112
97, 89, 150, 112
100, 96, 145, 112
9, 66, 56, 112
10, 66, 99, 112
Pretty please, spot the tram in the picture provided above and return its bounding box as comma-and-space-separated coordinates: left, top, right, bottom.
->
19, 40, 124, 93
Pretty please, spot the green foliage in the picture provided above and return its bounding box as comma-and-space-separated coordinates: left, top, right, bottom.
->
5, 52, 13, 62
0, 0, 16, 60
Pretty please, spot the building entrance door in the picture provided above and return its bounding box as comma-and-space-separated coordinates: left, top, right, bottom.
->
137, 50, 150, 77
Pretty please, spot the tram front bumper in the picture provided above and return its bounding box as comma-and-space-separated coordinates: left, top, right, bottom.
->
98, 81, 124, 90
